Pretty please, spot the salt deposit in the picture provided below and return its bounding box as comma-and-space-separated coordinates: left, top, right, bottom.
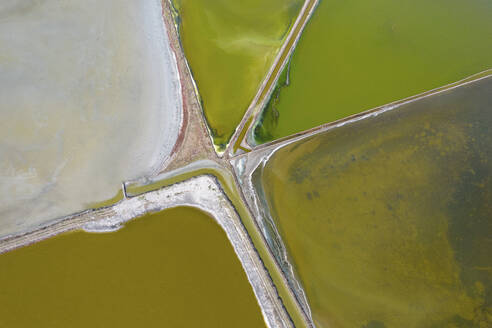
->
0, 0, 182, 237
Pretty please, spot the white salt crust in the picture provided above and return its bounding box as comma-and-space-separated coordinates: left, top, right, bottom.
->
0, 0, 182, 237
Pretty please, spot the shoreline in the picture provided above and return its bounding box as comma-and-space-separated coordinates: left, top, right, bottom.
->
225, 0, 321, 157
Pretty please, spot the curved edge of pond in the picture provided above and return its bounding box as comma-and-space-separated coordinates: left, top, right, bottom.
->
230, 69, 492, 328
125, 160, 312, 328
231, 151, 315, 328
0, 163, 309, 328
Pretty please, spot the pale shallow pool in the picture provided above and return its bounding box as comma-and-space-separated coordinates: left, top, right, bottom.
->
0, 0, 182, 237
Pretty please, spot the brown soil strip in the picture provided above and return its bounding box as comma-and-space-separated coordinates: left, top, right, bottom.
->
158, 0, 220, 173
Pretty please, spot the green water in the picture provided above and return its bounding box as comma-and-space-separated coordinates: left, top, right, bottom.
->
127, 168, 312, 327
173, 0, 303, 150
258, 76, 492, 327
254, 0, 492, 144
0, 207, 266, 328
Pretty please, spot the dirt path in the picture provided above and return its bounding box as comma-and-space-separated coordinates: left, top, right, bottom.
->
225, 0, 320, 158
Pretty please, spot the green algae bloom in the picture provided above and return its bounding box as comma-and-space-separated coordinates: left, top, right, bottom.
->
254, 0, 492, 144
256, 76, 492, 327
173, 0, 303, 150
0, 207, 266, 328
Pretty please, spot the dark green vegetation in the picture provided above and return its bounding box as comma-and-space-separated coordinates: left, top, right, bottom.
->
257, 76, 492, 327
173, 0, 303, 150
0, 207, 266, 328
254, 61, 291, 142
254, 0, 492, 144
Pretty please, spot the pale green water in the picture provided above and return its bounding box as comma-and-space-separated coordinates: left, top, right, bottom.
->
0, 207, 266, 328
173, 0, 303, 150
254, 0, 492, 143
258, 76, 492, 327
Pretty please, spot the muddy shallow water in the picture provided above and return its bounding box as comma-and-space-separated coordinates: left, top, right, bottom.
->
0, 206, 266, 328
257, 76, 492, 327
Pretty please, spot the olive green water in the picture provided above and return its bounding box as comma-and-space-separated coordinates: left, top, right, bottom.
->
259, 76, 492, 327
173, 0, 303, 150
0, 207, 266, 328
254, 0, 492, 143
